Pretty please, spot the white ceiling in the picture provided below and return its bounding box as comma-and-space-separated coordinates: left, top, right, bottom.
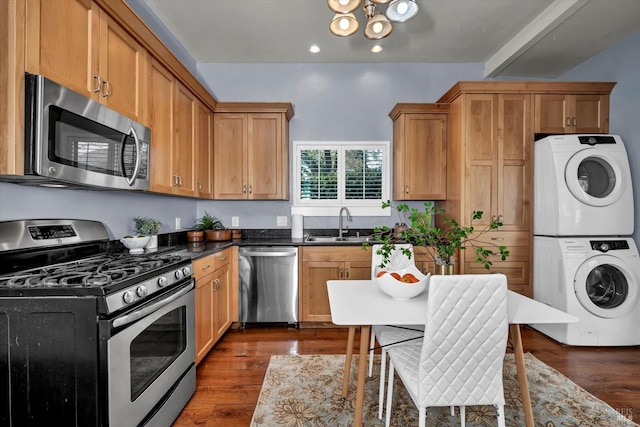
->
140, 0, 640, 78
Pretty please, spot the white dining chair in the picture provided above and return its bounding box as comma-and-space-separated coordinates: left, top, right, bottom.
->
370, 243, 425, 420
384, 274, 509, 427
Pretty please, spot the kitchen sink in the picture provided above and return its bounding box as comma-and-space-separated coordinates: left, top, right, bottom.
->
304, 235, 373, 244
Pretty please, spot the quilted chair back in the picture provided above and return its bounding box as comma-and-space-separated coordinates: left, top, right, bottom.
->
370, 244, 414, 278
418, 274, 508, 408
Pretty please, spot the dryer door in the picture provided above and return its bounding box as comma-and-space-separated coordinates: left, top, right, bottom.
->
565, 150, 626, 207
574, 255, 639, 318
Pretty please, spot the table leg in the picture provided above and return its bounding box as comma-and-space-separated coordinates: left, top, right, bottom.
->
355, 325, 370, 427
510, 324, 534, 427
342, 326, 356, 399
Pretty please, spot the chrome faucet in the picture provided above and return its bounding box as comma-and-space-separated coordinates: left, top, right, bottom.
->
338, 207, 352, 239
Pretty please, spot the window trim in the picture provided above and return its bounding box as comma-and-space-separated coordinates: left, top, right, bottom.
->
292, 140, 390, 216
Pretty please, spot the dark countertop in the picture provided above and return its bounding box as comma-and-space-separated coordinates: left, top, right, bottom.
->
151, 228, 377, 261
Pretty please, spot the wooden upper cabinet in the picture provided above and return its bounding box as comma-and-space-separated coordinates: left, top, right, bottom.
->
464, 94, 531, 232
149, 60, 210, 198
195, 101, 214, 199
213, 103, 293, 200
389, 104, 448, 200
149, 59, 175, 194
535, 93, 610, 134
25, 0, 147, 123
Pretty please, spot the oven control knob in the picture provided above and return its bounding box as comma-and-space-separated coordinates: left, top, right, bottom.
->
122, 291, 135, 304
182, 266, 192, 276
158, 276, 169, 287
175, 270, 183, 280
136, 286, 149, 298
598, 243, 610, 252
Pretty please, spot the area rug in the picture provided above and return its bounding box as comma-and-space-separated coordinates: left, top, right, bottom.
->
250, 353, 637, 426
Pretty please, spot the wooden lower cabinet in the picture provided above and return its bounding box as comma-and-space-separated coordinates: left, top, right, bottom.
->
194, 248, 233, 364
300, 246, 372, 322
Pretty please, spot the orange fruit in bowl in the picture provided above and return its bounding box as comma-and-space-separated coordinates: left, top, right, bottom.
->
390, 272, 401, 281
376, 270, 387, 278
401, 273, 419, 283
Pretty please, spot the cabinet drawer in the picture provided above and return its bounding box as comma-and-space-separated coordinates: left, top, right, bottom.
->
193, 248, 231, 279
302, 246, 372, 262
464, 261, 530, 288
463, 244, 529, 263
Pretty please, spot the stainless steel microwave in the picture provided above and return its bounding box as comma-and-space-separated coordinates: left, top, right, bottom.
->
20, 73, 151, 190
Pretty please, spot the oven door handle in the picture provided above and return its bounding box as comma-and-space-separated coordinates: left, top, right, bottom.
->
112, 282, 194, 329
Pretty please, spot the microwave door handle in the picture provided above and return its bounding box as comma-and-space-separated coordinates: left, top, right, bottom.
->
126, 126, 142, 186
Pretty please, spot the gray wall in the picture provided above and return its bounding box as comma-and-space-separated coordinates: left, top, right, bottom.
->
2, 3, 639, 241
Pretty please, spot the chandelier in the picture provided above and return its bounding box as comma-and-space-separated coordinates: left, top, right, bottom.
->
328, 0, 418, 40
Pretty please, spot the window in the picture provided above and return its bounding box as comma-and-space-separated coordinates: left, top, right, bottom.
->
293, 141, 390, 216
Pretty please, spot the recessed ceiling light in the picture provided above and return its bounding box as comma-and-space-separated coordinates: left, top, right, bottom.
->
309, 45, 321, 54
371, 45, 383, 53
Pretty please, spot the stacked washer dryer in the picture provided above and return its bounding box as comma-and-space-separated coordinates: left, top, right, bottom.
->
533, 134, 640, 346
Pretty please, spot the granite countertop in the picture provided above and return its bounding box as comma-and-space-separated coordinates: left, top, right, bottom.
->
149, 228, 378, 261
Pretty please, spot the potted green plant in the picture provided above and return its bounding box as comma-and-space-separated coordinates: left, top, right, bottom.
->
367, 201, 509, 274
194, 212, 231, 241
133, 216, 161, 249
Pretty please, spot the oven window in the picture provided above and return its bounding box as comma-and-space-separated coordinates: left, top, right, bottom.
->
48, 106, 149, 179
129, 306, 187, 401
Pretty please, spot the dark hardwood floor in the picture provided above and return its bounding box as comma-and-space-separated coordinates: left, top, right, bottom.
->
173, 325, 640, 426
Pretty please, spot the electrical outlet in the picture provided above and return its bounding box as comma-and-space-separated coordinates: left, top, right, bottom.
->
175, 217, 181, 230
232, 216, 239, 227
277, 216, 288, 226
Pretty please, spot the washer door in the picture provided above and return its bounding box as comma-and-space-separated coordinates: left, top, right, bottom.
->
565, 150, 625, 207
574, 255, 639, 318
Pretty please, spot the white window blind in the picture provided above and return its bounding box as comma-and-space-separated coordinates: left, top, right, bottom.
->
293, 141, 389, 215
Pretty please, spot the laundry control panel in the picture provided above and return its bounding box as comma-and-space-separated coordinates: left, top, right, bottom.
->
590, 240, 630, 252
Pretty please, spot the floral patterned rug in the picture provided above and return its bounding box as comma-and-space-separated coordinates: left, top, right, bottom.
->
250, 353, 637, 426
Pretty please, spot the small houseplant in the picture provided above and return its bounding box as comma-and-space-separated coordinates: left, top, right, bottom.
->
367, 201, 509, 274
132, 216, 161, 249
194, 212, 231, 241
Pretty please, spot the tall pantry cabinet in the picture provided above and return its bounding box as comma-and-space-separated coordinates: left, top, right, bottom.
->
436, 82, 615, 297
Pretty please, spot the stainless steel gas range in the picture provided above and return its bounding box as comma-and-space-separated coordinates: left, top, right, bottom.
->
0, 219, 196, 427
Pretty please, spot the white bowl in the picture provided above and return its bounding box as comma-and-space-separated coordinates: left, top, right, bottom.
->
120, 236, 151, 254
374, 265, 430, 300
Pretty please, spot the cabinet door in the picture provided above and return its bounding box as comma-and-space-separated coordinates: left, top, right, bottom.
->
25, 0, 99, 98
214, 114, 247, 199
465, 94, 498, 227
345, 261, 372, 280
534, 94, 609, 134
196, 101, 214, 199
248, 113, 284, 199
393, 113, 447, 200
574, 95, 608, 133
301, 261, 341, 322
497, 94, 532, 232
213, 264, 231, 340
173, 82, 197, 196
99, 12, 146, 123
148, 59, 175, 194
195, 274, 214, 364
534, 94, 570, 134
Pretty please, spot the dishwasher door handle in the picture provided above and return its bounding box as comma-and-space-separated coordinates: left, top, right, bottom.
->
240, 251, 297, 257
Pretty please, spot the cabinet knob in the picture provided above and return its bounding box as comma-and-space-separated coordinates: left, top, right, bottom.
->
405, 186, 409, 194
249, 185, 252, 194
497, 214, 504, 223
572, 117, 577, 126
197, 181, 202, 190
566, 117, 571, 127
243, 185, 247, 194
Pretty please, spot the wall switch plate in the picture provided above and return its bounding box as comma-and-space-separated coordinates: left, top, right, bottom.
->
231, 216, 239, 227
277, 216, 288, 226
175, 217, 181, 230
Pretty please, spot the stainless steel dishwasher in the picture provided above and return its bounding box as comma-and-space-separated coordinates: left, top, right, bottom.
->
238, 247, 299, 327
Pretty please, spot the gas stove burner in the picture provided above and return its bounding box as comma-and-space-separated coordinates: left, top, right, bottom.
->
0, 252, 187, 290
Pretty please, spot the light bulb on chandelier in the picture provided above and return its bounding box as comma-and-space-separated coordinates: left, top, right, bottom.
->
328, 0, 417, 40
